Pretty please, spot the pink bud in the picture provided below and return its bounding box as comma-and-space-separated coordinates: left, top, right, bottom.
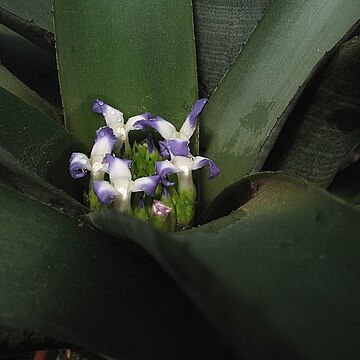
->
152, 200, 172, 219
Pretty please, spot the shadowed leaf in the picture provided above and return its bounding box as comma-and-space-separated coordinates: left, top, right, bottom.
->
92, 172, 360, 359
0, 87, 87, 201
0, 185, 231, 359
0, 5, 54, 52
264, 36, 360, 186
0, 24, 60, 107
0, 63, 61, 123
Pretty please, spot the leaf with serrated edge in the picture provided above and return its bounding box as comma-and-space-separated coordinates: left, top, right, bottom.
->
200, 0, 360, 207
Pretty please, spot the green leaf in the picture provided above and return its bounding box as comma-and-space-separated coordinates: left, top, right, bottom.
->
179, 173, 360, 359
0, 4, 54, 53
0, 24, 60, 107
193, 0, 271, 97
0, 86, 87, 201
93, 173, 360, 359
0, 146, 86, 217
0, 185, 229, 359
53, 0, 198, 147
200, 0, 360, 207
264, 36, 360, 186
0, 63, 61, 123
0, 0, 53, 32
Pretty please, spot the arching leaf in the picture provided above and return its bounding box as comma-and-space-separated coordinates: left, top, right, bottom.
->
0, 185, 230, 359
92, 173, 360, 359
200, 0, 360, 207
264, 36, 360, 187
0, 87, 87, 201
0, 63, 61, 123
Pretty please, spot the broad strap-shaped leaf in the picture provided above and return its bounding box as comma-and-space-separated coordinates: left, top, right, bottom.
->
0, 23, 60, 107
53, 0, 198, 147
193, 0, 271, 97
0, 63, 61, 123
264, 36, 360, 187
0, 0, 53, 32
0, 86, 87, 201
0, 146, 86, 217
93, 173, 360, 359
0, 185, 230, 359
0, 4, 54, 52
200, 0, 360, 207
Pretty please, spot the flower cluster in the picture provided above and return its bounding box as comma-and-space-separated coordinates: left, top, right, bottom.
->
69, 99, 219, 231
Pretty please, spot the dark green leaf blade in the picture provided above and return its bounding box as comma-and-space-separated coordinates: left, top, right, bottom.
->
0, 0, 53, 32
0, 4, 54, 53
53, 0, 198, 147
177, 173, 360, 359
0, 63, 61, 123
0, 185, 230, 359
264, 36, 360, 187
0, 86, 87, 201
193, 0, 271, 97
0, 23, 60, 107
200, 0, 360, 207
0, 146, 86, 217
95, 173, 360, 359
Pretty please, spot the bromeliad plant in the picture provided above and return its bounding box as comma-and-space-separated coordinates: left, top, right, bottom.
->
0, 1, 360, 360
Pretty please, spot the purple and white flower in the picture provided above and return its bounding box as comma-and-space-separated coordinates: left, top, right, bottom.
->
136, 98, 208, 141
157, 139, 220, 191
93, 154, 159, 213
155, 159, 181, 187
69, 152, 91, 179
92, 99, 151, 148
69, 126, 117, 180
158, 139, 191, 159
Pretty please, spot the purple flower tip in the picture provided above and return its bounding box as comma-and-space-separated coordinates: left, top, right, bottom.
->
208, 162, 221, 179
138, 197, 145, 209
132, 113, 154, 131
92, 99, 108, 116
159, 141, 170, 159
95, 126, 117, 143
147, 137, 154, 154
69, 152, 90, 179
